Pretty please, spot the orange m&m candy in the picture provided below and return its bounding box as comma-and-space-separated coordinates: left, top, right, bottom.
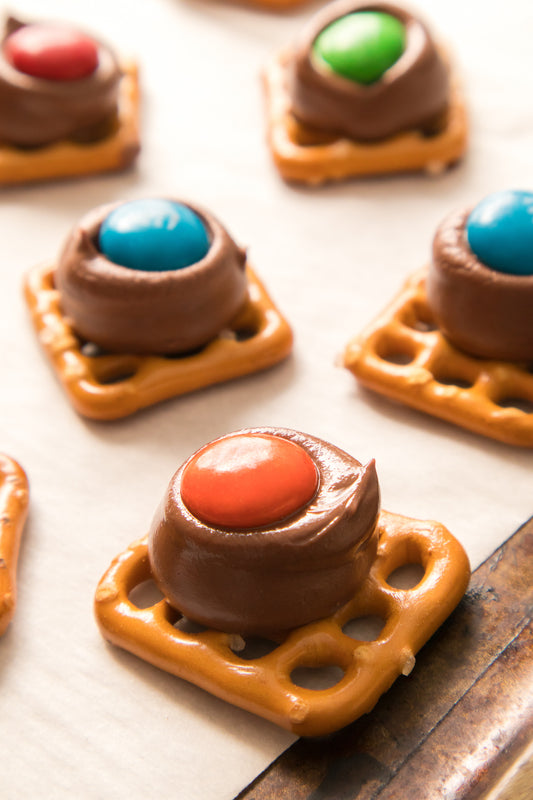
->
181, 433, 318, 529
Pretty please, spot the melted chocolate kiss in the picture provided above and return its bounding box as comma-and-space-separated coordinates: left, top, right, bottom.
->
287, 0, 449, 142
149, 427, 381, 635
0, 16, 122, 147
55, 201, 248, 354
428, 208, 533, 361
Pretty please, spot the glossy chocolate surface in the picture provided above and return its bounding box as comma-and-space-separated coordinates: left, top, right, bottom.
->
427, 208, 533, 361
148, 428, 381, 635
0, 16, 121, 147
55, 201, 248, 354
287, 0, 449, 141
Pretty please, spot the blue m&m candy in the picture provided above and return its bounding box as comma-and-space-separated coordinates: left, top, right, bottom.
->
98, 199, 210, 272
466, 190, 533, 276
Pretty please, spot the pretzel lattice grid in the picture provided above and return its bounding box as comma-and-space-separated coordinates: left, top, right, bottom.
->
94, 510, 470, 736
24, 263, 293, 420
344, 272, 533, 446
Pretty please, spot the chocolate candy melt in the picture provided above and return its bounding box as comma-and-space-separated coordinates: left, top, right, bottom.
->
55, 200, 248, 354
148, 427, 380, 635
0, 16, 122, 147
287, 0, 449, 142
427, 205, 533, 361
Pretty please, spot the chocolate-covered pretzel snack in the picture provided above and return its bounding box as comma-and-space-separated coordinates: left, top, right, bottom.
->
0, 15, 139, 183
24, 198, 293, 419
149, 428, 380, 635
345, 190, 533, 445
95, 428, 470, 735
263, 0, 467, 183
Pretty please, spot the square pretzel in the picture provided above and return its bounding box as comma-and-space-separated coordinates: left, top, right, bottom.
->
344, 270, 533, 446
94, 510, 470, 737
263, 51, 468, 185
0, 454, 29, 636
0, 61, 140, 186
24, 262, 293, 420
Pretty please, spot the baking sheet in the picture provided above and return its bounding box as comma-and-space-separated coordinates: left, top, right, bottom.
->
0, 0, 532, 797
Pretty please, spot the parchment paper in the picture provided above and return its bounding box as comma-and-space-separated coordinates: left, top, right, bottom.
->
0, 0, 531, 797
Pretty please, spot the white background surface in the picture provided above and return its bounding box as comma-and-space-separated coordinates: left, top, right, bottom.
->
0, 0, 532, 797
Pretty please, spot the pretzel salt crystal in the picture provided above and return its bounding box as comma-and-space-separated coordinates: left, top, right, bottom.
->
0, 455, 29, 636
23, 263, 293, 421
263, 52, 468, 185
0, 61, 139, 186
343, 270, 533, 447
94, 510, 470, 737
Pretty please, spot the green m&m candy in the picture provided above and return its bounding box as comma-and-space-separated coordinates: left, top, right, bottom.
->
313, 11, 406, 85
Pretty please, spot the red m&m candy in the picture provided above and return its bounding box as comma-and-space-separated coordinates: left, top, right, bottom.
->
4, 24, 99, 81
181, 433, 319, 529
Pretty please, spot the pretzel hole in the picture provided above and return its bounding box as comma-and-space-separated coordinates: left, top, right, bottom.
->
80, 342, 104, 357
15, 141, 49, 152
93, 361, 139, 384
174, 616, 208, 634
495, 395, 533, 415
128, 579, 165, 609
286, 116, 339, 147
232, 324, 259, 342
69, 113, 119, 144
291, 664, 345, 691
84, 349, 141, 384
401, 300, 437, 333
342, 615, 385, 642
376, 341, 417, 366
432, 370, 474, 390
386, 563, 425, 590
226, 297, 263, 339
218, 325, 258, 343
230, 636, 279, 660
